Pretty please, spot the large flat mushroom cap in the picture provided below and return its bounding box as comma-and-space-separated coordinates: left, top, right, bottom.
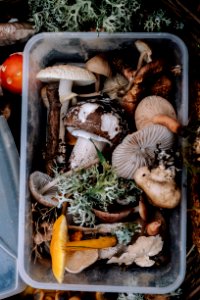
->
112, 124, 174, 179
135, 95, 177, 130
36, 64, 96, 85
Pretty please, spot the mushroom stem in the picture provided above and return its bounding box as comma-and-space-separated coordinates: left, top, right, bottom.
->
58, 79, 73, 103
68, 222, 136, 234
69, 137, 106, 169
136, 50, 152, 71
58, 79, 77, 143
29, 158, 99, 207
38, 158, 99, 196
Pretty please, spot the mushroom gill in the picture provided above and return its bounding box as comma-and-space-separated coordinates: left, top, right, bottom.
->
112, 124, 174, 179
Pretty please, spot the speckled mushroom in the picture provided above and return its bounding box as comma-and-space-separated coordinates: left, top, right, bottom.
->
64, 99, 128, 169
112, 124, 174, 179
134, 95, 177, 130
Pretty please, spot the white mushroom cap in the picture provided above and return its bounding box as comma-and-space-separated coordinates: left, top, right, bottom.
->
135, 40, 152, 64
37, 64, 96, 105
36, 64, 96, 86
112, 124, 174, 179
37, 65, 96, 146
135, 95, 177, 130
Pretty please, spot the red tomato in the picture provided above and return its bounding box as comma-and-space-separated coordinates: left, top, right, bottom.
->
0, 52, 23, 94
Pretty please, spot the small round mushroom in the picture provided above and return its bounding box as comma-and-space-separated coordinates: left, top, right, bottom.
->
112, 124, 174, 179
85, 54, 112, 91
36, 64, 96, 144
134, 95, 177, 130
64, 100, 128, 169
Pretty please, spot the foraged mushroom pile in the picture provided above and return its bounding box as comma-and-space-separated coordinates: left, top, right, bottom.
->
30, 40, 183, 283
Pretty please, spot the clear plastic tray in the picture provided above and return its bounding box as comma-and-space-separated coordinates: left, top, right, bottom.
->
0, 116, 25, 299
19, 32, 188, 294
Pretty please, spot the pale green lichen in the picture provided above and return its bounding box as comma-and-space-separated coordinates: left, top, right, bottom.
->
54, 161, 141, 227
28, 0, 184, 33
28, 0, 142, 32
114, 223, 142, 245
143, 9, 171, 31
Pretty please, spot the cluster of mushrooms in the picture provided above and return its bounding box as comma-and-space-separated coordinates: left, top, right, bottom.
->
29, 40, 182, 281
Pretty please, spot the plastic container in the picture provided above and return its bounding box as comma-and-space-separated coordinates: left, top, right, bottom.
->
19, 32, 188, 294
0, 116, 26, 299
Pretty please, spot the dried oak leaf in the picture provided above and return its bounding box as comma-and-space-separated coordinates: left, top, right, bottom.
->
107, 235, 163, 267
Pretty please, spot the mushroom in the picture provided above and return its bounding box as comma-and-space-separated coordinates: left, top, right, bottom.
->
133, 165, 181, 209
65, 249, 98, 274
121, 59, 165, 115
146, 220, 162, 236
150, 74, 173, 99
103, 73, 129, 100
36, 64, 96, 147
112, 124, 174, 179
92, 207, 135, 223
85, 54, 112, 91
135, 40, 152, 71
93, 197, 147, 223
107, 235, 163, 267
1, 52, 23, 94
64, 100, 127, 169
29, 159, 98, 207
134, 95, 177, 130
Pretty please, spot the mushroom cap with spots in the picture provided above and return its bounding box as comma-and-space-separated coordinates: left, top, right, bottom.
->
112, 124, 174, 179
135, 95, 177, 130
64, 99, 128, 144
36, 64, 96, 86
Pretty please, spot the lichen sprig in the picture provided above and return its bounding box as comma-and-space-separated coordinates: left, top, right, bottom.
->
114, 223, 142, 245
54, 159, 141, 227
143, 9, 171, 32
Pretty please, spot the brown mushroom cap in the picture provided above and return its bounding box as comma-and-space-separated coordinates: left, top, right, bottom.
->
135, 95, 177, 130
64, 100, 127, 144
85, 54, 112, 77
112, 124, 174, 179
